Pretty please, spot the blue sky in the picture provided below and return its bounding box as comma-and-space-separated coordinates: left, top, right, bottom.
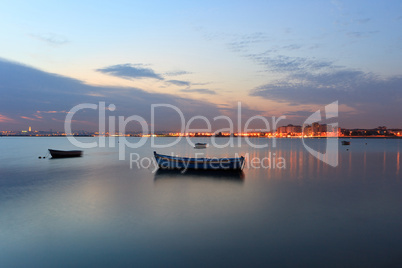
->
0, 0, 401, 131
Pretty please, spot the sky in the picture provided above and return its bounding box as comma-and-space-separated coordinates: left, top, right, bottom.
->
0, 0, 401, 132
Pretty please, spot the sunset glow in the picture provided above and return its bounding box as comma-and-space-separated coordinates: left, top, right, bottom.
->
0, 1, 401, 132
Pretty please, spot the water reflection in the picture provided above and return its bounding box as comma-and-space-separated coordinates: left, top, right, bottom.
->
2, 137, 402, 268
154, 169, 245, 183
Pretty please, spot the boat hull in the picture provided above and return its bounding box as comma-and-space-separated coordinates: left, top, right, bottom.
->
194, 143, 207, 149
154, 151, 245, 170
49, 149, 83, 158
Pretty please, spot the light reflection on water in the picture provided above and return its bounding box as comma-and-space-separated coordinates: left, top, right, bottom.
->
0, 137, 401, 267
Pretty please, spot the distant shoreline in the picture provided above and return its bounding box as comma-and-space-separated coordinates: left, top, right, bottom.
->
0, 135, 401, 139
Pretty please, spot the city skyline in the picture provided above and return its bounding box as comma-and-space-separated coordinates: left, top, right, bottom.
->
1, 1, 402, 131
2, 123, 400, 138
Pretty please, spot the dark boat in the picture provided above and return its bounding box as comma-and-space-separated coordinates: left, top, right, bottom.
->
341, 141, 351, 145
48, 149, 83, 158
154, 168, 245, 181
154, 151, 245, 170
194, 142, 207, 149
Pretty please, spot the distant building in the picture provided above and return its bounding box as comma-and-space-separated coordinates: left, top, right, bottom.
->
319, 124, 327, 133
312, 122, 320, 135
303, 125, 312, 136
276, 124, 302, 135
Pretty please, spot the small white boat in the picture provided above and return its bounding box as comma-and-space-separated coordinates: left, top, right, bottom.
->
194, 143, 207, 149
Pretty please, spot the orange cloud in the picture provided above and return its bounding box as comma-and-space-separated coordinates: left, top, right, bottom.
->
20, 116, 40, 121
0, 114, 15, 123
36, 110, 67, 114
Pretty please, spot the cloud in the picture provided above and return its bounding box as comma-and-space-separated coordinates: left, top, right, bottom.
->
86, 92, 106, 97
241, 39, 402, 127
0, 58, 250, 131
0, 114, 15, 123
225, 31, 307, 60
180, 88, 216, 95
96, 64, 163, 80
226, 32, 271, 53
192, 82, 212, 86
250, 68, 402, 127
164, 70, 192, 76
251, 69, 401, 105
281, 44, 302, 51
246, 52, 335, 73
167, 80, 191, 86
37, 110, 67, 114
20, 116, 40, 121
30, 33, 69, 46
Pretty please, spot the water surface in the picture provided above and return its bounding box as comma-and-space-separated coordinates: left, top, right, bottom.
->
0, 137, 401, 267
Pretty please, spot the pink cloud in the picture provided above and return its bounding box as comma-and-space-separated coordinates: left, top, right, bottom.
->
0, 114, 15, 123
20, 116, 40, 121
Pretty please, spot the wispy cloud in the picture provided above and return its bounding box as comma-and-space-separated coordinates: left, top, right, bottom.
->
226, 32, 271, 53
192, 82, 212, 86
167, 80, 191, 86
246, 52, 335, 73
281, 44, 302, 51
86, 92, 106, 97
164, 70, 192, 76
222, 30, 331, 74
0, 114, 15, 123
36, 110, 67, 114
30, 33, 69, 46
180, 88, 216, 95
96, 64, 163, 80
20, 116, 40, 121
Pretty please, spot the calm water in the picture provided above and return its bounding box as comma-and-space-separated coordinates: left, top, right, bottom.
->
0, 137, 401, 267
